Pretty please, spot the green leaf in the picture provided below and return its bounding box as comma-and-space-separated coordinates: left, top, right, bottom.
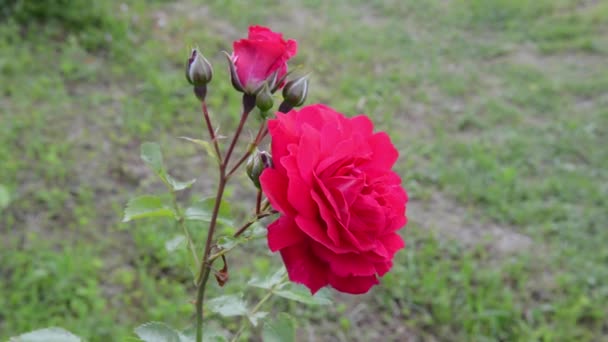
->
134, 322, 189, 342
165, 235, 186, 252
274, 285, 332, 305
9, 327, 82, 342
248, 311, 268, 327
215, 235, 239, 250
206, 295, 248, 317
262, 313, 296, 342
184, 198, 233, 226
0, 184, 10, 210
123, 195, 175, 222
179, 136, 219, 163
180, 326, 226, 342
141, 142, 194, 192
166, 175, 196, 191
183, 206, 212, 222
215, 223, 267, 256
248, 267, 287, 290
141, 142, 166, 177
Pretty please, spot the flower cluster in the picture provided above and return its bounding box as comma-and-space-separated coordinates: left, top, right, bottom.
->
188, 26, 408, 295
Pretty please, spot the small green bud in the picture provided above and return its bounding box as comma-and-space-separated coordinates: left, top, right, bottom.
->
255, 83, 274, 112
282, 75, 309, 107
246, 150, 273, 188
186, 49, 213, 86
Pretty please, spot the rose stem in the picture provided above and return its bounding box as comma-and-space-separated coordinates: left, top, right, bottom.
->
195, 103, 252, 342
255, 189, 262, 214
202, 101, 222, 162
232, 211, 273, 238
226, 120, 267, 179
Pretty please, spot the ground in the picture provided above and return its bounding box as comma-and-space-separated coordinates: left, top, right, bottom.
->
1, 0, 607, 341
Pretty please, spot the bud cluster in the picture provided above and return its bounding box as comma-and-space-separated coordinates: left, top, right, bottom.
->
186, 46, 311, 114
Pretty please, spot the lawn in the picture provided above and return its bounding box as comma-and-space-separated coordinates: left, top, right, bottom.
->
1, 0, 607, 341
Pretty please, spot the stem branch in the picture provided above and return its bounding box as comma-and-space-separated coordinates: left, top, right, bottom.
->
202, 101, 222, 162
233, 211, 273, 238
226, 120, 267, 178
195, 107, 252, 342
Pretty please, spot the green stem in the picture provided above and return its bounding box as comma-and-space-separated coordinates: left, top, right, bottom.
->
195, 107, 252, 342
255, 190, 262, 215
202, 101, 222, 162
226, 120, 267, 179
232, 211, 273, 238
223, 111, 250, 178
195, 175, 225, 342
208, 212, 273, 261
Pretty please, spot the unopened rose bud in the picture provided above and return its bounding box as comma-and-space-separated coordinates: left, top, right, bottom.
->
246, 150, 273, 188
255, 83, 274, 112
278, 75, 309, 113
186, 49, 213, 86
283, 76, 309, 106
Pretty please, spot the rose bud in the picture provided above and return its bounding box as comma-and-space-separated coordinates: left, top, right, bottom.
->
186, 48, 213, 86
255, 83, 274, 112
227, 26, 297, 94
246, 150, 273, 188
278, 75, 309, 113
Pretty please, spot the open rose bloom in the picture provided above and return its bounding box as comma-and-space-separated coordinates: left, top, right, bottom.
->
261, 104, 408, 294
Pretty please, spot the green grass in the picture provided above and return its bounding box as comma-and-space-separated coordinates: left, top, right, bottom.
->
1, 0, 607, 341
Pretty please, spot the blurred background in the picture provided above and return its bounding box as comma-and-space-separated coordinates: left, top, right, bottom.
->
1, 0, 607, 341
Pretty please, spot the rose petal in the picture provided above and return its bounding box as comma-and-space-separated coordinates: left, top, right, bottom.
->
312, 243, 377, 277
374, 260, 393, 277
311, 189, 343, 247
295, 215, 354, 254
359, 132, 399, 178
281, 243, 329, 294
328, 273, 379, 294
296, 124, 320, 183
248, 26, 284, 41
260, 168, 294, 216
379, 233, 405, 259
350, 195, 386, 234
233, 40, 287, 90
283, 154, 318, 218
325, 175, 365, 199
267, 216, 307, 252
350, 115, 374, 137
268, 113, 298, 172
297, 104, 340, 131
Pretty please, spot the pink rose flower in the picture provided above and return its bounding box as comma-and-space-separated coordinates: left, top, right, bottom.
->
230, 26, 297, 93
260, 104, 408, 294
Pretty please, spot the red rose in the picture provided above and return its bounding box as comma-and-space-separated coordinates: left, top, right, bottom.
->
260, 104, 408, 294
230, 26, 297, 93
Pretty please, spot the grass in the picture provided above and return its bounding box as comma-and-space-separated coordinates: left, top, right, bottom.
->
1, 0, 607, 341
